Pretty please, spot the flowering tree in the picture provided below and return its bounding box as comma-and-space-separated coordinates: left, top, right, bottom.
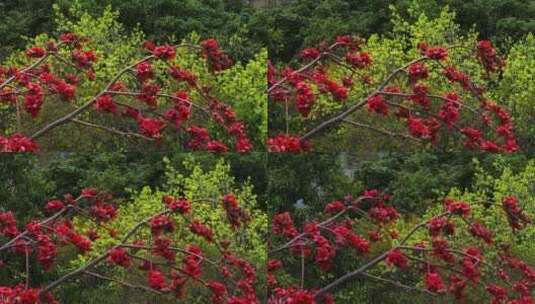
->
267, 36, 519, 153
0, 189, 260, 303
268, 191, 534, 303
0, 33, 252, 153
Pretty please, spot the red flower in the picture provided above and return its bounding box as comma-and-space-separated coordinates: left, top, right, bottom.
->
152, 44, 176, 60
135, 61, 153, 82
60, 32, 79, 44
222, 194, 248, 229
189, 220, 214, 242
366, 95, 388, 115
89, 202, 117, 222
207, 281, 228, 303
206, 140, 229, 153
137, 82, 160, 107
235, 136, 252, 153
36, 235, 56, 271
71, 50, 97, 69
168, 66, 197, 86
26, 47, 46, 58
368, 202, 399, 224
51, 80, 75, 101
69, 233, 92, 254
346, 233, 370, 253
295, 82, 315, 117
425, 272, 445, 293
345, 51, 372, 68
443, 66, 471, 89
445, 199, 471, 216
137, 117, 166, 138
0, 212, 19, 237
201, 39, 233, 72
427, 217, 450, 236
185, 125, 213, 149
148, 270, 168, 291
45, 200, 65, 214
152, 237, 176, 262
425, 46, 448, 60
94, 94, 117, 114
438, 92, 460, 127
267, 134, 311, 153
502, 196, 531, 231
312, 235, 336, 271
386, 249, 408, 269
163, 197, 191, 214
107, 247, 131, 268
24, 91, 44, 118
407, 116, 431, 139
432, 238, 455, 263
299, 48, 321, 59
486, 284, 507, 303
407, 62, 428, 81
476, 40, 504, 73
272, 212, 298, 238
149, 215, 175, 236
469, 221, 494, 244
81, 188, 99, 198
0, 134, 38, 152
267, 259, 283, 271
324, 200, 346, 214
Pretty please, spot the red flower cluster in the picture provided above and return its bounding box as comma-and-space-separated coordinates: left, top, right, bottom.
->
469, 221, 494, 244
267, 134, 311, 152
272, 212, 298, 238
427, 216, 455, 237
476, 40, 504, 73
424, 46, 448, 60
295, 82, 315, 117
137, 117, 166, 139
368, 202, 399, 224
443, 66, 471, 89
407, 62, 429, 82
222, 193, 249, 229
45, 200, 65, 214
366, 94, 388, 115
168, 66, 197, 86
0, 134, 38, 152
386, 249, 408, 269
152, 44, 176, 60
502, 196, 531, 231
444, 199, 471, 216
324, 200, 346, 214
94, 94, 117, 114
438, 92, 461, 127
0, 212, 19, 237
89, 201, 117, 223
107, 247, 131, 268
135, 61, 154, 82
425, 272, 445, 292
26, 47, 46, 58
162, 196, 191, 214
152, 237, 176, 262
71, 49, 97, 69
150, 215, 175, 236
300, 48, 321, 59
345, 51, 372, 69
148, 270, 168, 291
201, 39, 233, 72
188, 220, 214, 242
